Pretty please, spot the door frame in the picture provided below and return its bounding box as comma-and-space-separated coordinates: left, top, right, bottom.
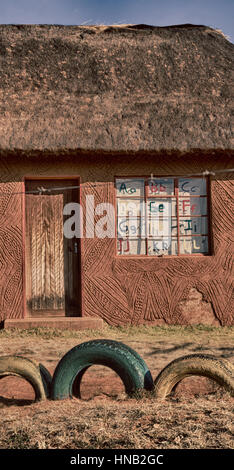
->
22, 175, 82, 318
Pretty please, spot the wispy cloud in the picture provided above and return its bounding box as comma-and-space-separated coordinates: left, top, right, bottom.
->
80, 19, 93, 25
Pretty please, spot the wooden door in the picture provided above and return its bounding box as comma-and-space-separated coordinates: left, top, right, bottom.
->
25, 179, 81, 317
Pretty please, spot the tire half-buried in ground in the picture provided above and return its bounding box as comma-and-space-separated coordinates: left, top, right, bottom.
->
0, 355, 52, 401
72, 339, 154, 398
51, 339, 154, 400
154, 354, 234, 399
39, 362, 52, 398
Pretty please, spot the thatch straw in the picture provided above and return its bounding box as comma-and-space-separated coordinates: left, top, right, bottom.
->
0, 24, 233, 152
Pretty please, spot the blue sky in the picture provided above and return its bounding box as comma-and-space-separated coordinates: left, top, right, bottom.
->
0, 0, 233, 42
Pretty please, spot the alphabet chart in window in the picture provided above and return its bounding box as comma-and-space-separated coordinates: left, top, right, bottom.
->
116, 177, 209, 256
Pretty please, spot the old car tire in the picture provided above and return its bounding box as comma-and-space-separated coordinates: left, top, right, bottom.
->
154, 354, 234, 398
0, 355, 50, 401
72, 339, 154, 398
51, 339, 154, 400
39, 363, 52, 398
72, 366, 89, 398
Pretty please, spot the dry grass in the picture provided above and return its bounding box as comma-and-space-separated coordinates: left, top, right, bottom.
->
0, 394, 233, 450
0, 325, 233, 449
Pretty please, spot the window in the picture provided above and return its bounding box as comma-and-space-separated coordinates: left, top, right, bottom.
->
116, 177, 210, 256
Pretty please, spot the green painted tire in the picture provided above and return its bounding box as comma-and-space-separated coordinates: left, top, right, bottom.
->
51, 339, 154, 400
154, 354, 234, 399
0, 355, 52, 401
72, 339, 153, 398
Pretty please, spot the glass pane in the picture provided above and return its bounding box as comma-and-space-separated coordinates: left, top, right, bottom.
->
180, 236, 209, 254
171, 218, 178, 237
117, 238, 146, 255
117, 217, 146, 238
147, 198, 176, 217
116, 178, 145, 197
147, 217, 177, 237
179, 178, 207, 196
147, 178, 174, 196
117, 199, 145, 217
148, 239, 178, 256
179, 197, 207, 216
179, 217, 208, 235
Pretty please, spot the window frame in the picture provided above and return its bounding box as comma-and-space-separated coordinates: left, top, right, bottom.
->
115, 175, 212, 258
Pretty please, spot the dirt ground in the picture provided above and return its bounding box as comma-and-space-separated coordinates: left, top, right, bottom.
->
0, 324, 233, 449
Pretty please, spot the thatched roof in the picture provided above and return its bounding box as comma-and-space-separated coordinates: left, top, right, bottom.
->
0, 24, 233, 153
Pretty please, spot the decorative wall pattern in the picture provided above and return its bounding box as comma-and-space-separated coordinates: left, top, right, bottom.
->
0, 153, 233, 326
0, 182, 23, 320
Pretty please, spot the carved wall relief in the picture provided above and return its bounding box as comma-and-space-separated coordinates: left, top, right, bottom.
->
0, 154, 233, 325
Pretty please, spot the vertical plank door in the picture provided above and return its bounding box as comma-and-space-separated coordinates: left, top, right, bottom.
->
25, 179, 81, 317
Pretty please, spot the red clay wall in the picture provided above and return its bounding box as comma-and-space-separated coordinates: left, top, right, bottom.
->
0, 152, 233, 326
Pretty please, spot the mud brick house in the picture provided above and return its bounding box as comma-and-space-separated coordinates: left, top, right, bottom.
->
0, 24, 233, 329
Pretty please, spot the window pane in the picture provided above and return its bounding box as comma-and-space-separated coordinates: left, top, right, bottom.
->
180, 236, 209, 254
117, 199, 145, 217
147, 217, 177, 237
147, 178, 174, 196
179, 197, 207, 216
179, 178, 207, 196
117, 217, 146, 238
117, 238, 146, 255
116, 178, 145, 197
171, 218, 178, 237
179, 217, 208, 235
148, 239, 178, 256
116, 176, 210, 257
147, 198, 176, 217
